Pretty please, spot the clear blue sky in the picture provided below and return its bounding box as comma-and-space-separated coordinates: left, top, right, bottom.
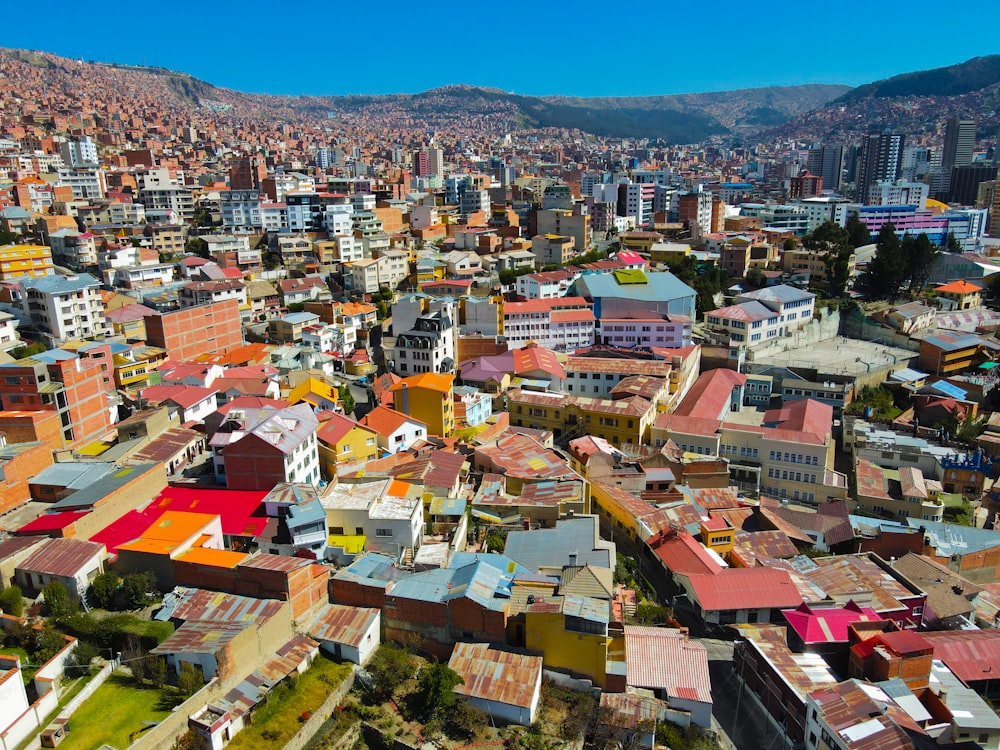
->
2, 1, 997, 98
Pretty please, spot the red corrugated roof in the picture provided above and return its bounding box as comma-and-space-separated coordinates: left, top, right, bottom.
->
782, 601, 882, 644
17, 510, 88, 533
687, 568, 802, 612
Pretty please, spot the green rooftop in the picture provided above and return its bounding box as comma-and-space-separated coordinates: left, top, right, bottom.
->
613, 268, 648, 285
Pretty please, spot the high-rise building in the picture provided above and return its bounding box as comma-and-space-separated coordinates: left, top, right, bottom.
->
789, 171, 823, 199
229, 156, 267, 191
934, 118, 977, 199
855, 131, 905, 203
806, 144, 843, 191
949, 164, 999, 206
58, 136, 98, 167
428, 148, 445, 177
412, 150, 430, 177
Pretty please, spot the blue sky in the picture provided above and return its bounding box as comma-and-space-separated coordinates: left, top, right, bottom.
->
2, 1, 997, 98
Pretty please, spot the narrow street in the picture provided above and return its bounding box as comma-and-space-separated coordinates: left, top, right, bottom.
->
700, 638, 777, 750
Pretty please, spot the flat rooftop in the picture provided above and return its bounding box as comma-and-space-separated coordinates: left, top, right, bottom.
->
752, 336, 917, 378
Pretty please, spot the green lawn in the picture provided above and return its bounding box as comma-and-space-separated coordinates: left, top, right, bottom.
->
58, 673, 184, 750
227, 656, 351, 750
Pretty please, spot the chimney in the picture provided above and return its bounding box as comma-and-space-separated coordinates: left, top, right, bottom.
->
568, 552, 578, 567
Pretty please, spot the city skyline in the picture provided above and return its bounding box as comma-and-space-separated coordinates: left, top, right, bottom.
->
2, 0, 998, 98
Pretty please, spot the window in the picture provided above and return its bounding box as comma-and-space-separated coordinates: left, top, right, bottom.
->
375, 528, 393, 537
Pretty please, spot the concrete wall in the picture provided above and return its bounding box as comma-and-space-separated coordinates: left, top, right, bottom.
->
841, 308, 922, 353
746, 309, 843, 362
127, 679, 225, 750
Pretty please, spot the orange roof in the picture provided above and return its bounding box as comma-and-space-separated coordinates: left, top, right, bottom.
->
137, 511, 218, 543
361, 405, 425, 436
935, 280, 982, 294
175, 547, 249, 568
390, 372, 454, 394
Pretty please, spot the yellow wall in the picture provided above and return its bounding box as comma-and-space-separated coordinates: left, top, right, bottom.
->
525, 610, 610, 687
319, 424, 380, 477
396, 385, 454, 437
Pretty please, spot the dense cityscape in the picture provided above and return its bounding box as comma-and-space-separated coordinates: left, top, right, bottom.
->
2, 46, 1000, 750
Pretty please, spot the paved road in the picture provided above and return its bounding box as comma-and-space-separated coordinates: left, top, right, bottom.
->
699, 638, 775, 750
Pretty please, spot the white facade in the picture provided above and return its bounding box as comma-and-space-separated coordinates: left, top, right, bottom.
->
871, 180, 929, 209
19, 273, 109, 343
220, 190, 263, 231
598, 317, 692, 349
792, 197, 851, 232
56, 167, 105, 200
503, 301, 596, 353
515, 271, 581, 300
302, 323, 357, 356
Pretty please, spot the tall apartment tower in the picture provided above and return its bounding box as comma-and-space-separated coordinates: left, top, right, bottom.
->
428, 148, 445, 177
806, 144, 843, 192
856, 131, 905, 203
229, 156, 267, 191
934, 118, 977, 199
412, 150, 430, 177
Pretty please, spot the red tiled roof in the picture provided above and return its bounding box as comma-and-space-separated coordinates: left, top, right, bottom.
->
935, 280, 982, 294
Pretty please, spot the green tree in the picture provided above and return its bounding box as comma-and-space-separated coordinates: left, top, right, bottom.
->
744, 266, 765, 289
633, 601, 671, 625
415, 662, 463, 720
177, 661, 203, 697
863, 223, 906, 298
338, 384, 355, 415
149, 656, 168, 688
90, 572, 120, 610
186, 236, 209, 259
366, 643, 414, 698
0, 227, 19, 246
902, 232, 939, 292
121, 571, 156, 609
35, 626, 67, 663
846, 214, 872, 248
446, 701, 486, 741
10, 342, 47, 360
43, 580, 71, 617
0, 585, 24, 617
804, 221, 853, 296
946, 231, 963, 253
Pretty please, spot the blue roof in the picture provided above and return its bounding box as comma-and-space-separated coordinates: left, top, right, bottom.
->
572, 271, 695, 304
738, 284, 815, 304
282, 312, 319, 324
28, 349, 77, 364
503, 517, 613, 573
20, 273, 101, 293
904, 518, 1000, 556
924, 380, 968, 400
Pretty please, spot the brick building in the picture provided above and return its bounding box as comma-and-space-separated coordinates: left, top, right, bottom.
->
0, 344, 116, 448
143, 300, 243, 363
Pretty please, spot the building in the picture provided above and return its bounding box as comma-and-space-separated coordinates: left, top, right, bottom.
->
502, 297, 596, 353
0, 345, 116, 448
321, 478, 424, 559
19, 273, 108, 344
934, 280, 983, 311
308, 604, 381, 665
210, 403, 320, 490
388, 372, 455, 437
624, 625, 712, 728
918, 332, 984, 376
143, 300, 244, 362
14, 537, 106, 599
393, 309, 457, 375
343, 253, 408, 294
571, 269, 696, 321
856, 130, 905, 202
536, 208, 590, 252
0, 243, 54, 280
936, 117, 977, 199
448, 642, 543, 726
806, 144, 844, 192
360, 405, 427, 453
704, 285, 815, 350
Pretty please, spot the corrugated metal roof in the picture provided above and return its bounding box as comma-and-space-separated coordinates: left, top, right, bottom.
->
17, 538, 105, 578
448, 642, 542, 709
624, 626, 711, 704
309, 604, 379, 648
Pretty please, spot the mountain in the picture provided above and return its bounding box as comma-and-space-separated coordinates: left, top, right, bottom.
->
835, 55, 1000, 103
0, 48, 850, 143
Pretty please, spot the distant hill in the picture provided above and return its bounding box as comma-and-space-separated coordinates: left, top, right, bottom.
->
315, 83, 851, 143
835, 55, 1000, 102
0, 49, 851, 143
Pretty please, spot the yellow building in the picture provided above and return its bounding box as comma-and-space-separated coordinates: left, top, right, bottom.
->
287, 377, 340, 412
317, 412, 380, 477
0, 243, 54, 280
389, 372, 455, 437
525, 594, 620, 688
113, 345, 167, 392
700, 517, 735, 557
934, 280, 983, 311
507, 388, 656, 446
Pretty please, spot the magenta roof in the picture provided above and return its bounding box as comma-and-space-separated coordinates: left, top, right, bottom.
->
782, 601, 882, 644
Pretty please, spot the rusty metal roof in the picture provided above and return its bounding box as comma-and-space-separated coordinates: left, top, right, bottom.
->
17, 537, 105, 578
448, 642, 543, 709
624, 625, 711, 704
308, 604, 379, 648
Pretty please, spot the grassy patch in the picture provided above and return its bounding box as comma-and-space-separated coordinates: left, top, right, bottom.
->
227, 656, 352, 750
58, 673, 184, 750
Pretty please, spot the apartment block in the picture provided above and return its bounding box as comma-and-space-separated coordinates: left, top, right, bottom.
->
143, 299, 244, 362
